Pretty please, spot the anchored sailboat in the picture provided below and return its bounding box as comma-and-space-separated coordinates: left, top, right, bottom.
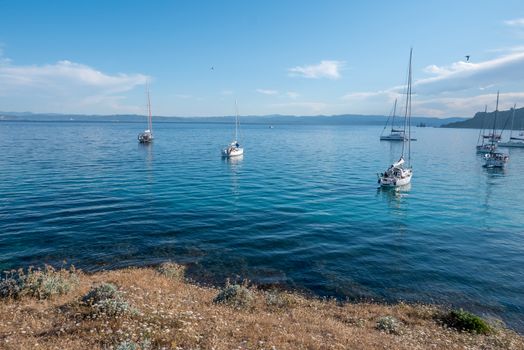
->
483, 92, 509, 168
222, 101, 244, 158
380, 99, 417, 141
378, 49, 414, 187
476, 105, 497, 154
499, 104, 524, 148
138, 84, 153, 144
380, 99, 406, 141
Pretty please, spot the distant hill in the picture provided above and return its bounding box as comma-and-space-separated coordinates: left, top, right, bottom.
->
0, 111, 464, 127
442, 107, 524, 130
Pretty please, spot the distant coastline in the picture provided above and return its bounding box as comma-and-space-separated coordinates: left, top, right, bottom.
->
441, 106, 524, 129
0, 111, 465, 127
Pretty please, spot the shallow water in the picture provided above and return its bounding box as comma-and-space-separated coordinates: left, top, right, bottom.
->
1, 121, 523, 331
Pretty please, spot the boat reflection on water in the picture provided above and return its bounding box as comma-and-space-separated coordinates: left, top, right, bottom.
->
225, 153, 244, 165
484, 165, 506, 177
377, 183, 411, 208
224, 154, 243, 196
138, 142, 154, 183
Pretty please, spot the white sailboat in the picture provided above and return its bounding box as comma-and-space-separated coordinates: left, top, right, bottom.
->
476, 105, 497, 154
499, 104, 524, 148
380, 99, 406, 141
380, 99, 417, 141
484, 92, 509, 168
222, 101, 244, 158
378, 49, 414, 187
138, 84, 154, 143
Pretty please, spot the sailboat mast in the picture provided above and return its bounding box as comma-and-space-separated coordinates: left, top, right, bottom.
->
509, 104, 516, 140
477, 105, 487, 146
147, 86, 152, 132
391, 98, 398, 132
401, 48, 413, 163
492, 91, 499, 147
235, 100, 238, 141
407, 48, 412, 166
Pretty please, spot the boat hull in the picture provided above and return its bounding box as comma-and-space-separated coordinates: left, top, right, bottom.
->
138, 131, 153, 143
378, 169, 413, 187
476, 144, 497, 154
483, 153, 509, 168
222, 147, 244, 157
498, 141, 524, 148
380, 135, 417, 141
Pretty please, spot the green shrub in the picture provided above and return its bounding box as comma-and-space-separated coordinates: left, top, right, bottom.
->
376, 315, 402, 334
157, 262, 185, 280
115, 339, 151, 350
82, 283, 136, 317
82, 283, 120, 305
213, 282, 254, 308
0, 265, 79, 300
94, 298, 134, 317
441, 309, 492, 334
0, 275, 23, 299
116, 340, 138, 350
264, 290, 295, 309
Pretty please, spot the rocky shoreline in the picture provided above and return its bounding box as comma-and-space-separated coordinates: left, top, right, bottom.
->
1, 264, 522, 349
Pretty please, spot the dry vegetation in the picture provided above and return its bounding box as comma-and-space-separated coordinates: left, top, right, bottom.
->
0, 265, 523, 350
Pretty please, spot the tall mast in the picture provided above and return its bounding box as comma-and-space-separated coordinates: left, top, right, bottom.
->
477, 105, 487, 146
391, 98, 398, 132
147, 83, 153, 132
401, 48, 413, 163
509, 104, 516, 140
235, 100, 238, 141
492, 91, 499, 147
407, 48, 412, 166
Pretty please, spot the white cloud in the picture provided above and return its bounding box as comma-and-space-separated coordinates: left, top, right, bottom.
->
487, 45, 524, 53
221, 89, 234, 95
504, 18, 524, 27
0, 58, 149, 113
413, 92, 524, 117
288, 60, 344, 79
256, 88, 278, 95
414, 52, 524, 94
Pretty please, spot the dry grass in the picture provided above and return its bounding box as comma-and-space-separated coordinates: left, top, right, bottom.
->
0, 266, 522, 350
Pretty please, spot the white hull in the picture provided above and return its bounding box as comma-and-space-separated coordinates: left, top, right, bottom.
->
378, 169, 413, 187
222, 147, 244, 157
498, 141, 524, 148
483, 152, 509, 168
380, 134, 417, 141
380, 134, 406, 141
138, 130, 153, 143
476, 144, 496, 154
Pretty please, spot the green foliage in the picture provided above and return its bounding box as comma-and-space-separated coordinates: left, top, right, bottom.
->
264, 290, 295, 309
376, 316, 402, 335
115, 339, 151, 350
82, 283, 137, 317
82, 283, 120, 305
213, 282, 254, 309
0, 265, 79, 300
0, 276, 23, 299
157, 262, 186, 280
442, 309, 492, 334
116, 340, 138, 350
94, 298, 133, 317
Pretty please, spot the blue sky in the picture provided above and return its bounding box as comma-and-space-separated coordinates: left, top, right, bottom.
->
1, 0, 524, 117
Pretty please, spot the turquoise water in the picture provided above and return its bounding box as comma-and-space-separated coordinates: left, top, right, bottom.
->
1, 121, 523, 331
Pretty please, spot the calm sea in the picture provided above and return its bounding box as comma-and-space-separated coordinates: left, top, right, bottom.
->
1, 121, 523, 331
